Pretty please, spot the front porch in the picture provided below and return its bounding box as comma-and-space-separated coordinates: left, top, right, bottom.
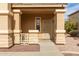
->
13, 8, 66, 45
0, 3, 66, 48
19, 9, 53, 44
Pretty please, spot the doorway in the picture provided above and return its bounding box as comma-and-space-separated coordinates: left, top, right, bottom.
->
35, 17, 41, 32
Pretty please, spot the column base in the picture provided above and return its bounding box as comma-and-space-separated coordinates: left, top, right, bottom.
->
55, 30, 66, 45
0, 34, 13, 48
55, 33, 66, 45
13, 30, 21, 44
14, 33, 20, 44
55, 41, 66, 45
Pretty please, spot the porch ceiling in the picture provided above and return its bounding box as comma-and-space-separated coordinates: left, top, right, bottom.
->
21, 9, 54, 14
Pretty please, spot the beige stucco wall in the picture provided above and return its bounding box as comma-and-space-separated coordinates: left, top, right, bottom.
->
0, 3, 11, 10
21, 14, 35, 33
69, 12, 79, 30
0, 3, 13, 48
69, 12, 79, 23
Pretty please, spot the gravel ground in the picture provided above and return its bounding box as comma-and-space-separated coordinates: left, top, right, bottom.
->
63, 53, 79, 56
56, 34, 79, 56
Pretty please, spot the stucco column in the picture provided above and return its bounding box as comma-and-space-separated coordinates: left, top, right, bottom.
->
54, 9, 66, 44
13, 9, 22, 44
0, 3, 13, 48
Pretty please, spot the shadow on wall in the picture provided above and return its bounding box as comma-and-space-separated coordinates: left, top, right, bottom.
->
11, 15, 16, 45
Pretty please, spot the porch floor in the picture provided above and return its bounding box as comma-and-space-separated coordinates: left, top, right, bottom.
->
0, 39, 63, 56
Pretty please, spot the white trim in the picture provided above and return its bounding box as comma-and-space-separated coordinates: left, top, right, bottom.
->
0, 10, 9, 13
13, 9, 21, 12
0, 30, 12, 34
55, 9, 66, 13
12, 4, 66, 8
28, 30, 39, 32
56, 30, 66, 33
13, 9, 22, 14
13, 30, 22, 33
0, 10, 13, 16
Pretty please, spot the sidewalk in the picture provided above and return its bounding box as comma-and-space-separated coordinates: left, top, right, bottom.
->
0, 39, 63, 56
39, 40, 63, 56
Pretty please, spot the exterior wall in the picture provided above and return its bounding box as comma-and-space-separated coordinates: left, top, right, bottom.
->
21, 14, 35, 33
0, 4, 11, 10
21, 14, 54, 39
69, 12, 79, 30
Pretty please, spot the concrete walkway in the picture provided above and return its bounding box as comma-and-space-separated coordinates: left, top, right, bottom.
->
0, 40, 63, 56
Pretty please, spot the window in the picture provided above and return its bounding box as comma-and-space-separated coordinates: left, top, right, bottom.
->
35, 17, 41, 31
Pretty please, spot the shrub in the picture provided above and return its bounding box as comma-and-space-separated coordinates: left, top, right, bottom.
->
65, 21, 77, 33
69, 30, 79, 37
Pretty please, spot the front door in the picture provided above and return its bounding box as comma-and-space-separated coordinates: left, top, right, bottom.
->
35, 17, 41, 32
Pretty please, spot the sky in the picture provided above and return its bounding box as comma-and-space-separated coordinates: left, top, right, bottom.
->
65, 3, 79, 20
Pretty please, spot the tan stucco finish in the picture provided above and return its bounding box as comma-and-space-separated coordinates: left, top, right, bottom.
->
54, 9, 66, 44
13, 9, 22, 44
69, 11, 79, 30
0, 3, 13, 48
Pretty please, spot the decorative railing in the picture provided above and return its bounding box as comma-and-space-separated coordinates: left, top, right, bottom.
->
20, 30, 50, 45
20, 30, 39, 45
20, 33, 29, 44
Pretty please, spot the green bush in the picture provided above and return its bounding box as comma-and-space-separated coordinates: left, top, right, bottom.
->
65, 21, 77, 33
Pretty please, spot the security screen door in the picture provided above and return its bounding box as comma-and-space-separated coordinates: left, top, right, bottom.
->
35, 17, 41, 32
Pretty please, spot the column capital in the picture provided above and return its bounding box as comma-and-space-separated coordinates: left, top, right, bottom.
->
54, 9, 66, 14
13, 9, 22, 14
13, 30, 22, 33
